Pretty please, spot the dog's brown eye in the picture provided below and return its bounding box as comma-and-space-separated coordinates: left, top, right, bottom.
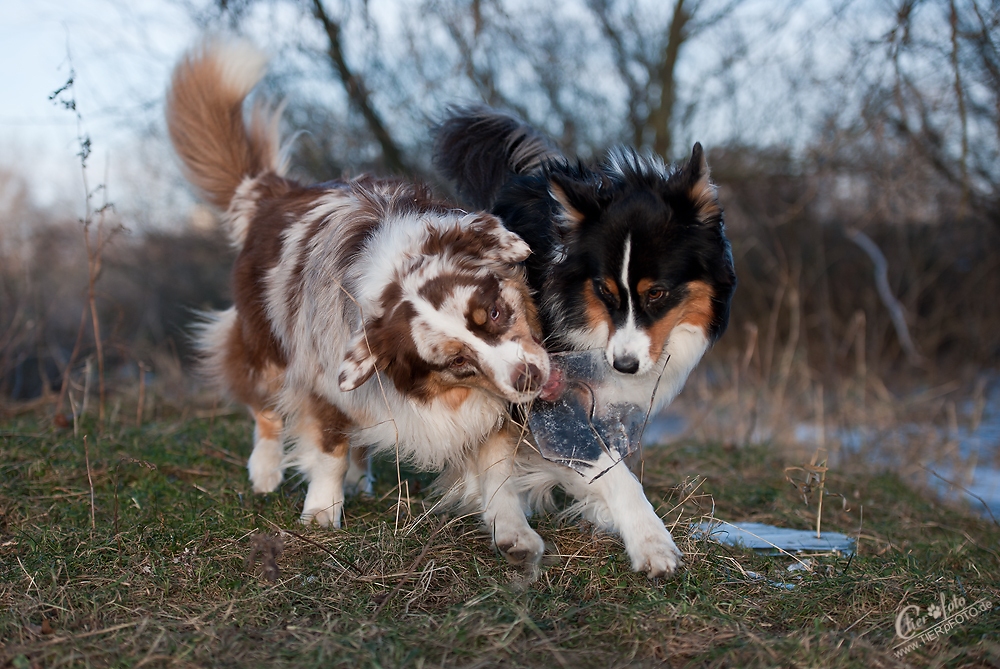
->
647, 288, 667, 303
450, 356, 468, 368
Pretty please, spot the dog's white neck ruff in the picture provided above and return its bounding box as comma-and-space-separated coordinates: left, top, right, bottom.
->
345, 378, 505, 470
637, 324, 709, 414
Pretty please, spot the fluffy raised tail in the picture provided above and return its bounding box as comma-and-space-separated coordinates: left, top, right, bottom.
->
432, 106, 564, 210
166, 40, 284, 245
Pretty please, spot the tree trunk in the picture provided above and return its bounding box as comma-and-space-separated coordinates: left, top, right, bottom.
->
649, 0, 690, 158
311, 0, 410, 174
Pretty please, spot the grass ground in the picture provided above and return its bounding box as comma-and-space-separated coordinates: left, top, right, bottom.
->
1, 411, 998, 668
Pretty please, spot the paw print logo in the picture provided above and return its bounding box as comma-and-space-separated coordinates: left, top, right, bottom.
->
928, 604, 944, 619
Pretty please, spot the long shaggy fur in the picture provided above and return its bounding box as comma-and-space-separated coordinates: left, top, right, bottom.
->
167, 43, 552, 566
432, 106, 564, 210
166, 41, 284, 242
433, 105, 737, 578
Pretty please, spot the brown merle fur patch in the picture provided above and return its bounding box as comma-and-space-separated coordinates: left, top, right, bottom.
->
231, 175, 323, 372
222, 314, 285, 409
419, 215, 509, 267
309, 394, 353, 455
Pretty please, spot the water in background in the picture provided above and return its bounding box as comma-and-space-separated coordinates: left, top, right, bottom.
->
644, 383, 1000, 520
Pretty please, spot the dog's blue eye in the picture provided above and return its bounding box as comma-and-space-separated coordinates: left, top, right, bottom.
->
490, 306, 500, 321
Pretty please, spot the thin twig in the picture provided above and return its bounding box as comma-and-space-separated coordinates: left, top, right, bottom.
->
260, 519, 364, 576
921, 465, 999, 528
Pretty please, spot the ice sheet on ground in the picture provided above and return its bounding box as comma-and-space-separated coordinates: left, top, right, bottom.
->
694, 520, 855, 554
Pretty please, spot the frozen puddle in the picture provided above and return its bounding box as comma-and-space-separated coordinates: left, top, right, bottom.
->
694, 520, 855, 554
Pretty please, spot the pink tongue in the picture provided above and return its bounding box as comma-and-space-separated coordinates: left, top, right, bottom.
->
537, 366, 564, 402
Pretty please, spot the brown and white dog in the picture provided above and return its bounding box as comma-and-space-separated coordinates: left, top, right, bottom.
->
166, 42, 551, 563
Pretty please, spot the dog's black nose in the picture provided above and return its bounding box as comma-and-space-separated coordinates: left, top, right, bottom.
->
613, 355, 640, 374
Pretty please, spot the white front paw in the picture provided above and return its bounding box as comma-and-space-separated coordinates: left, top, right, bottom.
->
493, 525, 545, 567
626, 529, 683, 578
248, 441, 283, 493
300, 504, 342, 529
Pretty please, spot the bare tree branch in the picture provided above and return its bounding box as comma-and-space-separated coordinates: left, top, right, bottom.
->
649, 0, 691, 158
846, 229, 924, 367
310, 0, 410, 174
588, 0, 648, 148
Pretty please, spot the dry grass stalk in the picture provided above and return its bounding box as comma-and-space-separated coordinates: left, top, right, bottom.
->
785, 447, 841, 538
67, 388, 79, 438
48, 67, 122, 426
83, 435, 95, 532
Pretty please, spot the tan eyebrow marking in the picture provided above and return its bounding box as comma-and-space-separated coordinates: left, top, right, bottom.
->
600, 276, 619, 299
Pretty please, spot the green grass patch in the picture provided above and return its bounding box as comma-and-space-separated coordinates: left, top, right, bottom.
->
2, 416, 998, 667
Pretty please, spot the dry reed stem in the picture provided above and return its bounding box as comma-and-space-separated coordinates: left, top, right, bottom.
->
81, 357, 92, 417
68, 389, 79, 438
56, 308, 88, 421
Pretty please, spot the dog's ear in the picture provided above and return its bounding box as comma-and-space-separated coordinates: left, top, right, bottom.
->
476, 215, 532, 264
548, 172, 607, 234
678, 143, 722, 224
338, 331, 378, 391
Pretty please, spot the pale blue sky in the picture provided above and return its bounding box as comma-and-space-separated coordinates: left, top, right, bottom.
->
1, 0, 197, 208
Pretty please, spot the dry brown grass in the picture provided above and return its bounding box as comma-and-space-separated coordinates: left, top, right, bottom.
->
1, 407, 998, 668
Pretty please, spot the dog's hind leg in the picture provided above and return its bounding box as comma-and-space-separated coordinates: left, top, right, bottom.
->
345, 445, 374, 496
293, 404, 351, 528
478, 425, 545, 569
249, 408, 284, 493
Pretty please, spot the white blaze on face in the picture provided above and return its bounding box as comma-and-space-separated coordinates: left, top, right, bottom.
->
607, 234, 653, 374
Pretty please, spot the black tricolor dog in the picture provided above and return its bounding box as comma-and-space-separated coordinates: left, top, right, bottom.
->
432, 107, 736, 577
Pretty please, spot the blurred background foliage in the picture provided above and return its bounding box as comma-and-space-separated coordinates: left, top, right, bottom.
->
1, 0, 997, 432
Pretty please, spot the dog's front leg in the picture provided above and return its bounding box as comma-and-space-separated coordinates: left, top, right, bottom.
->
249, 408, 285, 493
566, 457, 683, 578
477, 425, 545, 569
294, 412, 349, 528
